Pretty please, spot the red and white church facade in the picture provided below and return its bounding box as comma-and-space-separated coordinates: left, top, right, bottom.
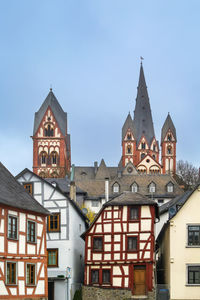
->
82, 192, 159, 299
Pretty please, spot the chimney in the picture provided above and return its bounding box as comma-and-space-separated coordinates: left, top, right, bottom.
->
94, 161, 98, 174
70, 181, 76, 202
105, 177, 109, 202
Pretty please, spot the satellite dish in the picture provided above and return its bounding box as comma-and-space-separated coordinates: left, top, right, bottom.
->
169, 207, 176, 218
82, 208, 88, 215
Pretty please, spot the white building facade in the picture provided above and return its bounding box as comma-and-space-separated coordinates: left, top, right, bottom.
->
17, 169, 88, 300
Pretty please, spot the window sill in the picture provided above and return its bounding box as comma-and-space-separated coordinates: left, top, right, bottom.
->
6, 283, 17, 286
7, 237, 18, 241
48, 265, 59, 268
47, 230, 61, 233
27, 241, 37, 245
186, 246, 200, 248
185, 284, 200, 286
26, 284, 36, 287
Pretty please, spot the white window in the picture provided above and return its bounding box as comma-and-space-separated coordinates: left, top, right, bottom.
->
91, 200, 99, 207
167, 182, 174, 193
113, 183, 120, 193
131, 183, 138, 193
149, 182, 156, 193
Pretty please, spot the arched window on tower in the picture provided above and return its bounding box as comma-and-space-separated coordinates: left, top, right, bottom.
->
44, 124, 54, 137
167, 134, 172, 141
51, 152, 59, 165
153, 144, 156, 151
167, 146, 172, 155
127, 134, 131, 140
141, 142, 146, 149
40, 152, 48, 165
127, 145, 132, 154
141, 153, 146, 160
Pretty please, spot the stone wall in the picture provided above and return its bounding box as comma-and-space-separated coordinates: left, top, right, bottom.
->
82, 286, 156, 300
82, 286, 132, 300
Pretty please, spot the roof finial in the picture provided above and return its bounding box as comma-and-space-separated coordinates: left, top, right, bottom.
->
140, 56, 144, 65
50, 84, 52, 92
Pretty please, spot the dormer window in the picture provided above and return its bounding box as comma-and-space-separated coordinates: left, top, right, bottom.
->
149, 182, 156, 193
131, 182, 138, 193
113, 182, 120, 193
167, 182, 174, 193
141, 142, 146, 149
44, 124, 54, 137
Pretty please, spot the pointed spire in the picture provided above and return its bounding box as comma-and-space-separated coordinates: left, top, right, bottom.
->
133, 63, 155, 146
161, 113, 177, 142
122, 112, 135, 141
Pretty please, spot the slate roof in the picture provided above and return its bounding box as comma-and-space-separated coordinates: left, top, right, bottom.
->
33, 90, 67, 136
159, 190, 192, 216
122, 113, 135, 141
95, 159, 110, 179
133, 63, 155, 146
74, 163, 183, 198
161, 113, 177, 142
0, 163, 49, 215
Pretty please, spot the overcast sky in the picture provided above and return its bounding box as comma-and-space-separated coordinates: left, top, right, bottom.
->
0, 0, 200, 175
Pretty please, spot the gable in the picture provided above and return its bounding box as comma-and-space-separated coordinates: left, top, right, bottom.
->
137, 155, 161, 170
163, 129, 176, 142
122, 162, 138, 175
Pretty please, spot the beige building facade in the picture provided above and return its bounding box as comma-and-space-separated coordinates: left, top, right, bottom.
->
157, 186, 200, 300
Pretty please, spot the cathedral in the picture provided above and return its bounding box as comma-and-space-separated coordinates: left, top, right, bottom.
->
31, 62, 177, 179
121, 62, 176, 174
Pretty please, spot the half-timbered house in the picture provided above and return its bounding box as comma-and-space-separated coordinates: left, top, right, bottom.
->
82, 191, 159, 300
0, 162, 49, 300
16, 168, 88, 300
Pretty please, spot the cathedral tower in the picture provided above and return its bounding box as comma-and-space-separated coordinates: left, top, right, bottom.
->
121, 63, 160, 173
161, 113, 177, 174
32, 89, 71, 178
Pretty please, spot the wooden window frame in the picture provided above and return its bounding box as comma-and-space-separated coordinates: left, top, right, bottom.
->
102, 269, 111, 284
26, 263, 36, 286
91, 269, 99, 284
23, 182, 33, 195
27, 220, 36, 243
6, 262, 17, 285
92, 236, 103, 252
128, 206, 140, 221
8, 215, 18, 240
47, 248, 58, 268
127, 236, 138, 252
48, 213, 60, 232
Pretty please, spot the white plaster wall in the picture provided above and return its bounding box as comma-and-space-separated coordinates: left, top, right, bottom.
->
169, 189, 200, 299
54, 280, 66, 300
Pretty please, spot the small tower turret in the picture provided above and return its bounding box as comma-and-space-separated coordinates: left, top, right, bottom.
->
122, 113, 136, 167
161, 113, 177, 175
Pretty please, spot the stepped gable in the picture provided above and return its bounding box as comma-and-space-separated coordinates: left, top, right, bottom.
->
0, 162, 49, 215
33, 90, 67, 136
161, 113, 177, 142
133, 63, 155, 146
122, 112, 135, 140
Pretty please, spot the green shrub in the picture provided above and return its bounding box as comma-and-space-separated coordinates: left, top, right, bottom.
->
73, 288, 82, 300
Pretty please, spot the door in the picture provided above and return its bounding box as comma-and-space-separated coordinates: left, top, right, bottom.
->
48, 281, 54, 300
133, 265, 146, 295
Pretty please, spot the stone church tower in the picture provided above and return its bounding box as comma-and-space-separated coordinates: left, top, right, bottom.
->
122, 63, 176, 174
32, 89, 71, 178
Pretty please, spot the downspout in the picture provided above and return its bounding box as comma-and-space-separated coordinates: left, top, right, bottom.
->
105, 177, 109, 202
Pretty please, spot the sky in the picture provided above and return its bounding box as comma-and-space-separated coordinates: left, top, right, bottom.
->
0, 0, 200, 175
